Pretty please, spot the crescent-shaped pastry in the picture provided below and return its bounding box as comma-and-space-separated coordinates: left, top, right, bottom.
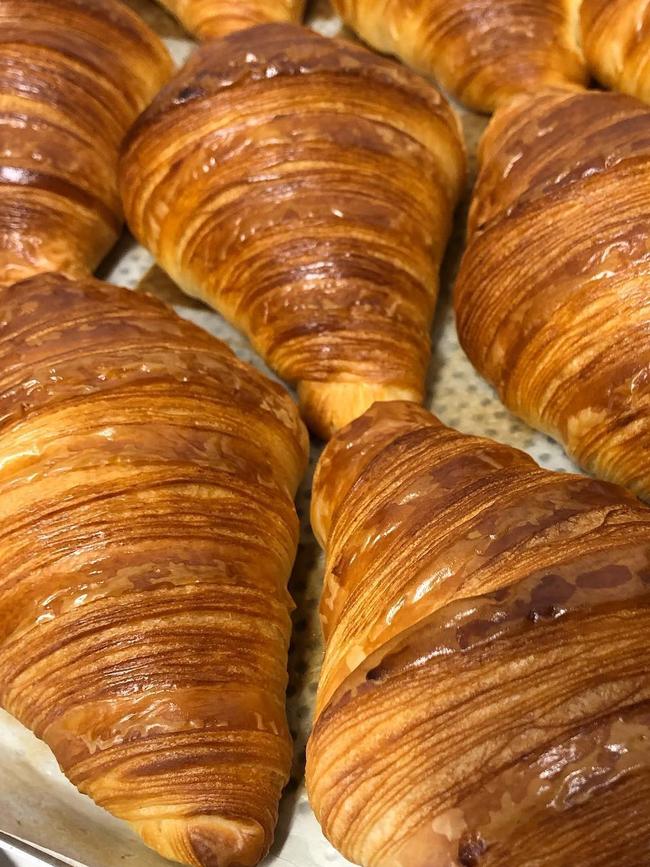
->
0, 273, 308, 867
582, 0, 650, 102
306, 400, 650, 867
454, 89, 650, 501
120, 23, 465, 438
0, 0, 172, 288
331, 0, 587, 113
157, 0, 305, 39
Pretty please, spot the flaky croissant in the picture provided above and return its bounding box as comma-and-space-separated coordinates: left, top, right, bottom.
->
331, 0, 587, 113
157, 0, 304, 39
0, 0, 171, 288
306, 400, 650, 867
582, 0, 650, 102
120, 23, 465, 439
455, 89, 650, 501
0, 273, 308, 867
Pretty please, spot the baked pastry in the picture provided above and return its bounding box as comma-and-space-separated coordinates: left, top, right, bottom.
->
455, 89, 650, 501
307, 400, 650, 867
158, 0, 305, 39
120, 23, 465, 438
0, 0, 172, 288
332, 0, 588, 113
582, 0, 650, 102
0, 273, 308, 867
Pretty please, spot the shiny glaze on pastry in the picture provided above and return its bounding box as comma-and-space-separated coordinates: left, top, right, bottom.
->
0, 0, 172, 287
331, 0, 587, 113
455, 89, 650, 501
120, 23, 465, 438
582, 0, 650, 102
307, 401, 650, 867
0, 273, 308, 867
158, 0, 305, 39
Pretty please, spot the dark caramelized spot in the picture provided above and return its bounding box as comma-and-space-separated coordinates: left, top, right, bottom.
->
459, 831, 488, 866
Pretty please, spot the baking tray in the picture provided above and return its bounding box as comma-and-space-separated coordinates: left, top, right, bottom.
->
0, 2, 581, 865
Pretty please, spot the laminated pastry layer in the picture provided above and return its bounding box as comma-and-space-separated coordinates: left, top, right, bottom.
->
0, 0, 172, 287
331, 0, 587, 112
120, 23, 465, 438
157, 0, 305, 40
455, 90, 650, 501
307, 401, 650, 867
0, 273, 308, 867
582, 0, 650, 103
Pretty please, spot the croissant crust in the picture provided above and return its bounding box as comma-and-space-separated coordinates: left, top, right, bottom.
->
331, 0, 587, 112
0, 273, 308, 867
307, 401, 650, 867
455, 89, 650, 501
582, 0, 650, 103
120, 23, 465, 438
0, 0, 172, 287
157, 0, 305, 40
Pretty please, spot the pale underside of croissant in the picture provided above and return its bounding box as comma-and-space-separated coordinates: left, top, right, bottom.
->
0, 273, 308, 867
0, 0, 172, 288
120, 23, 466, 439
582, 0, 650, 102
455, 89, 650, 502
306, 400, 650, 867
331, 0, 587, 113
157, 0, 305, 39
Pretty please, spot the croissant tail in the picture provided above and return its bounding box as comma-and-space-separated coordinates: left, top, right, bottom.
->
135, 815, 266, 867
297, 381, 421, 441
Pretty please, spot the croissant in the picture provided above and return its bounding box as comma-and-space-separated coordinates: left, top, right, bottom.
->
331, 0, 587, 113
455, 89, 650, 501
0, 273, 308, 867
306, 400, 650, 867
157, 0, 305, 39
0, 0, 172, 288
582, 0, 650, 102
120, 23, 466, 439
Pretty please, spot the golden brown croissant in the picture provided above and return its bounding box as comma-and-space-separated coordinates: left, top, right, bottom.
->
582, 0, 650, 102
0, 0, 172, 288
157, 0, 305, 39
306, 400, 650, 867
0, 273, 308, 867
120, 23, 465, 439
455, 89, 650, 501
331, 0, 587, 113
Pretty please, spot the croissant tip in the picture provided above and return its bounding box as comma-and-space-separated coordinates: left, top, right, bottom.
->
297, 380, 422, 439
187, 817, 267, 867
134, 814, 268, 867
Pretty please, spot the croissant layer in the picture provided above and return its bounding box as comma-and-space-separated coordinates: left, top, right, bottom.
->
0, 274, 308, 867
0, 0, 172, 287
455, 89, 650, 500
307, 401, 650, 867
582, 0, 650, 102
332, 0, 587, 112
157, 0, 305, 39
120, 23, 465, 438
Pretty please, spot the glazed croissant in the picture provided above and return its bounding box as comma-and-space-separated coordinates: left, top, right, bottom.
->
0, 0, 171, 288
120, 23, 465, 439
455, 89, 650, 501
582, 0, 650, 102
306, 400, 650, 867
157, 0, 304, 39
331, 0, 587, 113
0, 273, 308, 867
